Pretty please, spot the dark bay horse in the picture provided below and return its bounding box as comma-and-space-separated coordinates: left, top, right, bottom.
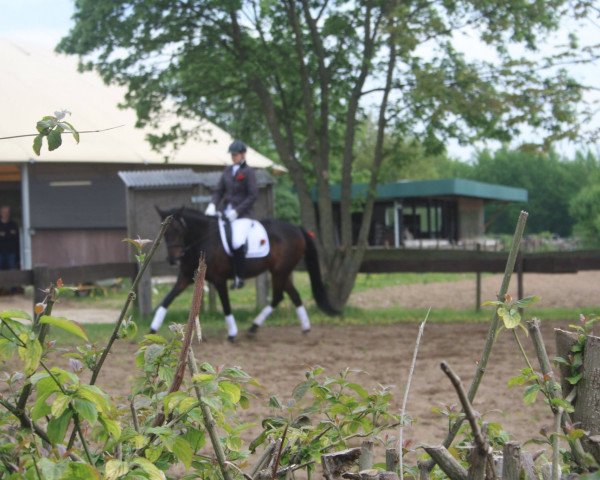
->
150, 207, 338, 340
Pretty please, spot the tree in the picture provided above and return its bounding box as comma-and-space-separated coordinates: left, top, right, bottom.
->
570, 183, 600, 247
58, 0, 597, 309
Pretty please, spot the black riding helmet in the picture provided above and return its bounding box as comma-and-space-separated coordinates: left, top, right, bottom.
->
228, 140, 247, 154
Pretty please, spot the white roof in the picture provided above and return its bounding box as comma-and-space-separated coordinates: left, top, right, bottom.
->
0, 38, 276, 169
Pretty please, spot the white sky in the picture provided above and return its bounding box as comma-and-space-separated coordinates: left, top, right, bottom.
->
1, 0, 598, 161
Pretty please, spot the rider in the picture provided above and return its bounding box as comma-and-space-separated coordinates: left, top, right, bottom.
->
204, 140, 258, 289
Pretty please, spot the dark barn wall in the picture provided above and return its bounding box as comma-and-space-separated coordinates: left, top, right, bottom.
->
31, 229, 128, 267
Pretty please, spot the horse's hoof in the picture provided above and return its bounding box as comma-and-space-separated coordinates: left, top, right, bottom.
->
247, 324, 259, 336
301, 328, 311, 335
149, 328, 157, 334
230, 278, 245, 290
227, 335, 237, 343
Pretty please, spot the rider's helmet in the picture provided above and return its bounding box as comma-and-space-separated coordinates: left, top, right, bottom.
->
228, 140, 247, 154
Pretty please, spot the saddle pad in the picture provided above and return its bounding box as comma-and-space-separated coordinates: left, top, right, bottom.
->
218, 218, 270, 258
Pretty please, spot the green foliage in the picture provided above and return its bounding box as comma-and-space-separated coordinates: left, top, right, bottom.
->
569, 183, 600, 247
32, 110, 79, 156
458, 148, 600, 235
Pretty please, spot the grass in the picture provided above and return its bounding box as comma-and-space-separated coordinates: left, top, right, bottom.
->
16, 270, 594, 346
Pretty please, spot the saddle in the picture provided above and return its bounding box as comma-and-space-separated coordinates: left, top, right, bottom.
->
218, 218, 270, 258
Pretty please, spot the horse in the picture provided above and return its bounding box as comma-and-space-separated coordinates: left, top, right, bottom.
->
150, 207, 339, 340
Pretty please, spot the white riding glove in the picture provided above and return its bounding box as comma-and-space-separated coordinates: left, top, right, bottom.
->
204, 202, 217, 216
226, 209, 238, 222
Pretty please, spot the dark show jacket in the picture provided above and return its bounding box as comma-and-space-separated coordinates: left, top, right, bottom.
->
0, 220, 19, 252
211, 161, 258, 218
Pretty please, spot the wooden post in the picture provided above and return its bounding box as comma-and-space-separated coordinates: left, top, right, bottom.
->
475, 244, 482, 312
359, 440, 374, 471
574, 334, 600, 463
135, 262, 153, 316
386, 448, 400, 473
255, 272, 269, 309
502, 442, 521, 479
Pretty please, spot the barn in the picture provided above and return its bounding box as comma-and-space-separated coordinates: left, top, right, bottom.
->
0, 38, 279, 269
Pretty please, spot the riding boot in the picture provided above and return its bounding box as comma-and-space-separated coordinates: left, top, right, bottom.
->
231, 246, 246, 289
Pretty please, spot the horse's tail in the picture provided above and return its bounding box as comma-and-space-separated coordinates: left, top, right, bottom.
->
300, 228, 340, 316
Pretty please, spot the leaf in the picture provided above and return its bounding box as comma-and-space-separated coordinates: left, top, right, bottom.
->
18, 335, 42, 375
347, 382, 370, 400
0, 338, 17, 362
47, 410, 73, 444
523, 384, 540, 405
105, 459, 130, 480
567, 372, 583, 385
292, 380, 313, 401
497, 306, 521, 329
172, 437, 194, 468
219, 380, 241, 403
65, 462, 101, 479
0, 310, 32, 321
77, 384, 110, 413
40, 315, 88, 340
132, 457, 166, 480
73, 398, 98, 425
47, 129, 63, 151
268, 395, 283, 409
481, 300, 503, 307
33, 135, 43, 156
515, 295, 540, 308
99, 415, 122, 440
51, 393, 71, 418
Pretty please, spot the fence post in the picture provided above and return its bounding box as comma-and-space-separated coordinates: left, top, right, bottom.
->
256, 272, 269, 309
136, 262, 153, 317
475, 244, 482, 312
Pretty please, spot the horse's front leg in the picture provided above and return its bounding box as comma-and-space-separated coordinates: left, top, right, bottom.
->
214, 282, 237, 342
149, 276, 192, 333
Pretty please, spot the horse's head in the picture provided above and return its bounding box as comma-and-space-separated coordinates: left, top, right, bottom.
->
156, 206, 188, 265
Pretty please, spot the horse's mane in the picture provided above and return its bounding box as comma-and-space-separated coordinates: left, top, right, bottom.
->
164, 206, 214, 223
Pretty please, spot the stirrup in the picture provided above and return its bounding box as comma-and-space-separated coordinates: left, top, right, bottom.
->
230, 277, 245, 290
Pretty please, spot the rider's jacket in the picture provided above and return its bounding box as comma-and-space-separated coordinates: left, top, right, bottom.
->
211, 160, 258, 218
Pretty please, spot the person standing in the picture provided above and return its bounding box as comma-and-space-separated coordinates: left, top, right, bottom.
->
0, 206, 20, 294
204, 140, 258, 289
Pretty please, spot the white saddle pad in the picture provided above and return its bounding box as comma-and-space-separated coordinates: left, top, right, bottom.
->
218, 218, 270, 258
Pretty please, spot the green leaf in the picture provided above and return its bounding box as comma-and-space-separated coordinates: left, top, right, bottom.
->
515, 295, 540, 308
51, 393, 71, 418
31, 138, 44, 156
0, 338, 17, 361
0, 310, 32, 321
105, 459, 130, 480
481, 300, 503, 307
567, 372, 583, 385
219, 380, 241, 403
73, 398, 98, 425
268, 395, 283, 409
99, 414, 122, 440
523, 384, 540, 405
18, 335, 43, 375
47, 410, 73, 444
65, 462, 101, 479
77, 384, 110, 413
497, 306, 521, 329
192, 373, 216, 383
47, 129, 63, 151
40, 315, 88, 340
132, 457, 166, 480
292, 380, 313, 401
172, 437, 194, 468
347, 382, 370, 400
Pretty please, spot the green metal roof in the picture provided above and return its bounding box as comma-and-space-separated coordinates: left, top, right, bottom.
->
329, 178, 527, 203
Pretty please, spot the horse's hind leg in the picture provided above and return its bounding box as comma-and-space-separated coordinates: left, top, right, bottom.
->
150, 276, 191, 333
249, 274, 310, 334
214, 282, 238, 341
282, 277, 311, 333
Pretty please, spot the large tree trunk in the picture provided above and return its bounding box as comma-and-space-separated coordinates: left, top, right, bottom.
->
555, 329, 600, 463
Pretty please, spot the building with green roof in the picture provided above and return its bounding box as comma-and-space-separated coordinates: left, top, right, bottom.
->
329, 178, 527, 247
